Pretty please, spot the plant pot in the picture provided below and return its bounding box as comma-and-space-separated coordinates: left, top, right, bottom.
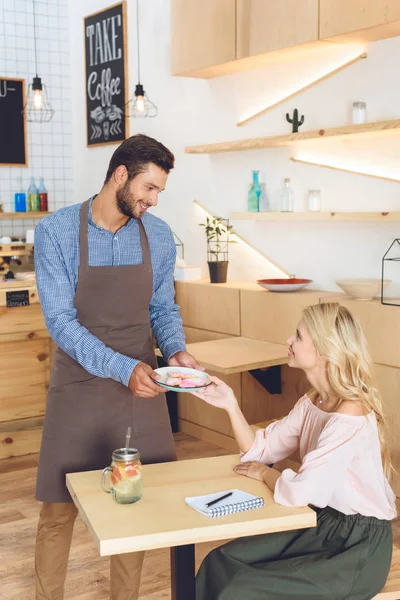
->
208, 261, 228, 284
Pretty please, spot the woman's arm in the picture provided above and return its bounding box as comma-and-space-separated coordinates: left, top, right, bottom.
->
192, 376, 255, 453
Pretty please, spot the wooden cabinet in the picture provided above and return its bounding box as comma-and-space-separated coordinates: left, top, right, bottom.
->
319, 0, 400, 43
236, 0, 319, 59
172, 0, 400, 79
0, 303, 53, 459
170, 0, 236, 76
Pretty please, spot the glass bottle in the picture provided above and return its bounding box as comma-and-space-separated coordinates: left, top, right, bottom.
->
14, 176, 26, 212
280, 178, 294, 212
352, 102, 366, 125
247, 184, 259, 212
307, 189, 322, 212
27, 177, 38, 212
252, 170, 261, 203
259, 182, 270, 212
37, 177, 48, 212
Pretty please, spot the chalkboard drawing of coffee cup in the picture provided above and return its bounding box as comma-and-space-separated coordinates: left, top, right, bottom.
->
84, 2, 128, 147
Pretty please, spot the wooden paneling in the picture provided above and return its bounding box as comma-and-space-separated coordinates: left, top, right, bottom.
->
237, 0, 319, 59
0, 417, 43, 459
374, 364, 400, 497
178, 420, 239, 453
0, 304, 46, 338
171, 0, 236, 75
319, 0, 400, 43
320, 297, 400, 369
240, 289, 332, 344
0, 338, 50, 423
184, 326, 231, 344
179, 372, 241, 437
175, 281, 241, 335
241, 365, 309, 426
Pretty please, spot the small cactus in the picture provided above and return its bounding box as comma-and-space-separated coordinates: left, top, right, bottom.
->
286, 109, 304, 133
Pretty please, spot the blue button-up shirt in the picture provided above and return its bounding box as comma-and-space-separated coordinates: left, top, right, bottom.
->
34, 197, 186, 387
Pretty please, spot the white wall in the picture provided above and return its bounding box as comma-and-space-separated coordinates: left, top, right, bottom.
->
69, 0, 400, 292
0, 0, 72, 239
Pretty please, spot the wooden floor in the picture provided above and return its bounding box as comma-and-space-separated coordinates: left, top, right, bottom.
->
1, 433, 399, 600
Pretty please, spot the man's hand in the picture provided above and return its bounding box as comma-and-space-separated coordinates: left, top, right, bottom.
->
168, 350, 204, 371
128, 362, 163, 398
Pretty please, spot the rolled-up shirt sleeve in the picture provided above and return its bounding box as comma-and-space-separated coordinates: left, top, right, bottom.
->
240, 397, 307, 464
274, 416, 365, 507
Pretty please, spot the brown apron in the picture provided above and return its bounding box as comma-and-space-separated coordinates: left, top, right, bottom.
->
36, 200, 176, 502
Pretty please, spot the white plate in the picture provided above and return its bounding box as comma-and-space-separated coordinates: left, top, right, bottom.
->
257, 281, 311, 292
151, 366, 211, 392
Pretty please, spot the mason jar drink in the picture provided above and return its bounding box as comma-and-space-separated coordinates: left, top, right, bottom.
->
101, 448, 143, 504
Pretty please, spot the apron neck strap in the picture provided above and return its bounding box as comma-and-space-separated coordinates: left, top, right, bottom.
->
79, 200, 90, 269
79, 199, 152, 267
138, 219, 151, 265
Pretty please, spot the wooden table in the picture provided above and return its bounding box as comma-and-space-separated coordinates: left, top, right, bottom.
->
67, 454, 316, 600
184, 336, 288, 374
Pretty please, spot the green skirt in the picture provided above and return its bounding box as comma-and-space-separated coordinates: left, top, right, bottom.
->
196, 506, 392, 600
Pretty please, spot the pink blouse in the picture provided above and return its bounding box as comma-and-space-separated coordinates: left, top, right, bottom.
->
241, 395, 397, 520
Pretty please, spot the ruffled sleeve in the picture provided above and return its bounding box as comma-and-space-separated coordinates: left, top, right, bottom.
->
240, 396, 307, 465
274, 414, 366, 507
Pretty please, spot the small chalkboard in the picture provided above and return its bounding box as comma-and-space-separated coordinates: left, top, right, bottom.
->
84, 1, 129, 147
0, 78, 27, 166
6, 290, 30, 308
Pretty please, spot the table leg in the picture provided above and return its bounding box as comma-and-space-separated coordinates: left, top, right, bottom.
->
170, 544, 196, 600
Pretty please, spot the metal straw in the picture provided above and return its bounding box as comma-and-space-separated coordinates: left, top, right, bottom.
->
125, 426, 131, 451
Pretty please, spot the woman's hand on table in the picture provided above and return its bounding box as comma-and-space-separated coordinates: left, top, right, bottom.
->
233, 461, 281, 492
190, 376, 239, 412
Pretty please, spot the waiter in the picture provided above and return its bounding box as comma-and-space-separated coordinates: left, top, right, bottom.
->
34, 134, 201, 600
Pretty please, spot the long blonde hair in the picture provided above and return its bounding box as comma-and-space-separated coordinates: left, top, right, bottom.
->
302, 302, 392, 480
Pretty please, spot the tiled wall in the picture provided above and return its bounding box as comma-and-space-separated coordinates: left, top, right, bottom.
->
0, 0, 72, 238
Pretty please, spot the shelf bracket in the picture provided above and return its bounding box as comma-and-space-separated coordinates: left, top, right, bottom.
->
249, 365, 282, 395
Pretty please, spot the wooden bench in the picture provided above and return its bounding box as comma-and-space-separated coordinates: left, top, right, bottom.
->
252, 420, 400, 600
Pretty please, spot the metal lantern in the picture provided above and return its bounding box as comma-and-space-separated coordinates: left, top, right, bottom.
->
22, 0, 55, 123
381, 238, 400, 307
125, 0, 157, 118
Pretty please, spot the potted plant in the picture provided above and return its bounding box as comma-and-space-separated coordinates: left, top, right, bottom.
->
199, 216, 235, 283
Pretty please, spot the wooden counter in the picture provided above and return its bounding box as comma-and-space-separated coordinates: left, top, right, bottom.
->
0, 299, 53, 459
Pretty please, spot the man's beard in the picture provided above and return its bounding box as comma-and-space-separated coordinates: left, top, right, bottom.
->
116, 180, 138, 219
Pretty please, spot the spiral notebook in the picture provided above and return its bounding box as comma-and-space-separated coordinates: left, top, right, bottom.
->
185, 489, 264, 518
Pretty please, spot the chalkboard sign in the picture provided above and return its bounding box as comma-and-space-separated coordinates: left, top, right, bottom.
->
0, 78, 27, 166
84, 1, 129, 147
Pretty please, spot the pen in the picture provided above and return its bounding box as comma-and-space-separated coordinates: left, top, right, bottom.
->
206, 491, 233, 508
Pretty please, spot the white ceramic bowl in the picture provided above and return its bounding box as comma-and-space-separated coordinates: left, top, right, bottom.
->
257, 278, 312, 293
335, 279, 391, 300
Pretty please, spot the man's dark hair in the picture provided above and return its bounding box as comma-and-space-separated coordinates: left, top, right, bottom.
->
104, 134, 175, 184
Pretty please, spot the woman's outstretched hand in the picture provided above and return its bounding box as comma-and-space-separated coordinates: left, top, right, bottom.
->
190, 376, 238, 412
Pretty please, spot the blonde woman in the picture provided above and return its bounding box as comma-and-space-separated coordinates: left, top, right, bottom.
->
192, 303, 396, 600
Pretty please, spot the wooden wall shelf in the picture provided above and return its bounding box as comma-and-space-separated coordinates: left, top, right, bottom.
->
0, 212, 51, 220
230, 212, 400, 222
185, 119, 400, 155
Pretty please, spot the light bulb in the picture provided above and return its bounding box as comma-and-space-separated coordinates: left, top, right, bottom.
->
135, 96, 145, 113
33, 89, 42, 109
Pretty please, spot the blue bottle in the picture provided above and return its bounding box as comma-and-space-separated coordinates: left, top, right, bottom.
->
252, 170, 261, 205
247, 170, 261, 212
14, 176, 26, 212
247, 184, 258, 212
